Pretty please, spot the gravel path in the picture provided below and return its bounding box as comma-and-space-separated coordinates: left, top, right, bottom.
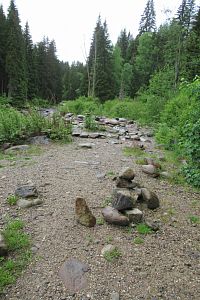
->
0, 136, 199, 300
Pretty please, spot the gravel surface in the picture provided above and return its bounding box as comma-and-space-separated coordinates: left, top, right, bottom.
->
0, 136, 200, 300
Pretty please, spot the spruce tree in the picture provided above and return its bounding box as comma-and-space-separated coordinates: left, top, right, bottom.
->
24, 22, 37, 100
0, 5, 7, 95
116, 29, 131, 63
88, 16, 115, 101
139, 0, 156, 34
6, 0, 27, 105
177, 0, 196, 32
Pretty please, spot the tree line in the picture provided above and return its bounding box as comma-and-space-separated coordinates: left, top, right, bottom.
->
0, 0, 200, 106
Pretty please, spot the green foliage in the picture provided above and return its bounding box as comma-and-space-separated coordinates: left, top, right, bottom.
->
0, 219, 31, 294
48, 113, 72, 143
103, 247, 122, 262
136, 223, 152, 234
3, 219, 30, 251
123, 146, 145, 157
84, 114, 99, 131
7, 195, 18, 206
156, 77, 200, 187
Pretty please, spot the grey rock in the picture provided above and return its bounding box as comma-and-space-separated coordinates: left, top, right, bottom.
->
80, 132, 89, 138
145, 220, 161, 231
78, 143, 94, 149
119, 167, 135, 181
160, 171, 171, 179
75, 197, 96, 227
88, 133, 101, 139
15, 184, 38, 198
17, 198, 43, 208
102, 206, 129, 226
141, 188, 160, 209
111, 292, 120, 300
142, 165, 160, 177
124, 208, 143, 223
59, 259, 89, 293
112, 189, 135, 210
101, 244, 116, 256
0, 232, 8, 256
27, 135, 50, 145
5, 144, 30, 154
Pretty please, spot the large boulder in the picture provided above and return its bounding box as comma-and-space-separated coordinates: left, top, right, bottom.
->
75, 197, 96, 227
102, 206, 129, 226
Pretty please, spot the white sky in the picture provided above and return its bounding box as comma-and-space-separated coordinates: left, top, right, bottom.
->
1, 0, 200, 63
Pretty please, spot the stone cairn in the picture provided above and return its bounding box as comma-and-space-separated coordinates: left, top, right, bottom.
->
102, 167, 160, 227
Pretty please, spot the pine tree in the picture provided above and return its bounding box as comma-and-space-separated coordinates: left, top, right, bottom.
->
139, 0, 156, 34
193, 6, 200, 34
177, 0, 196, 32
88, 16, 115, 101
6, 0, 27, 105
0, 5, 7, 95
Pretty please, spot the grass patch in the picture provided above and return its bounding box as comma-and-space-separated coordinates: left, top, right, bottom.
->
7, 195, 18, 206
102, 196, 112, 208
136, 223, 152, 235
123, 146, 145, 157
0, 219, 31, 294
106, 236, 114, 243
106, 170, 115, 177
96, 217, 105, 225
103, 247, 122, 262
133, 237, 144, 244
189, 215, 200, 224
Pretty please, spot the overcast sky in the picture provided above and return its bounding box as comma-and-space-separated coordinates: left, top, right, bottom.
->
1, 0, 200, 63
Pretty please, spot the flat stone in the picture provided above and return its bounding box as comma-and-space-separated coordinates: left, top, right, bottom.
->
102, 206, 129, 226
0, 232, 8, 256
15, 184, 38, 198
79, 132, 89, 138
5, 145, 30, 154
17, 199, 33, 208
119, 167, 135, 180
124, 208, 143, 223
75, 197, 96, 227
112, 189, 135, 211
88, 133, 101, 139
78, 143, 94, 149
59, 259, 89, 293
116, 178, 138, 189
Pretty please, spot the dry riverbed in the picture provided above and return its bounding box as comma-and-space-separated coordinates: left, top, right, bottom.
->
0, 135, 199, 300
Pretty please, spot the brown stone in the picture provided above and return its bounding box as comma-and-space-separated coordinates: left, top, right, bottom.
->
119, 167, 135, 180
102, 206, 129, 226
141, 165, 160, 177
141, 188, 160, 209
116, 178, 138, 189
75, 197, 96, 227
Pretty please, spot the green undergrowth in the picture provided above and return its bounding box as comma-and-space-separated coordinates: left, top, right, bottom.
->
103, 247, 122, 262
0, 219, 31, 294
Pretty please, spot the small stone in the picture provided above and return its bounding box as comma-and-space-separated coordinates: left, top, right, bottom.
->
111, 292, 120, 300
32, 198, 43, 206
124, 208, 143, 223
102, 206, 129, 226
0, 232, 8, 256
80, 132, 89, 138
144, 158, 161, 169
75, 197, 96, 227
101, 244, 116, 256
141, 165, 160, 177
116, 178, 138, 189
160, 171, 171, 179
15, 184, 38, 198
119, 167, 135, 180
78, 143, 94, 149
141, 188, 160, 209
145, 220, 161, 231
17, 199, 33, 208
